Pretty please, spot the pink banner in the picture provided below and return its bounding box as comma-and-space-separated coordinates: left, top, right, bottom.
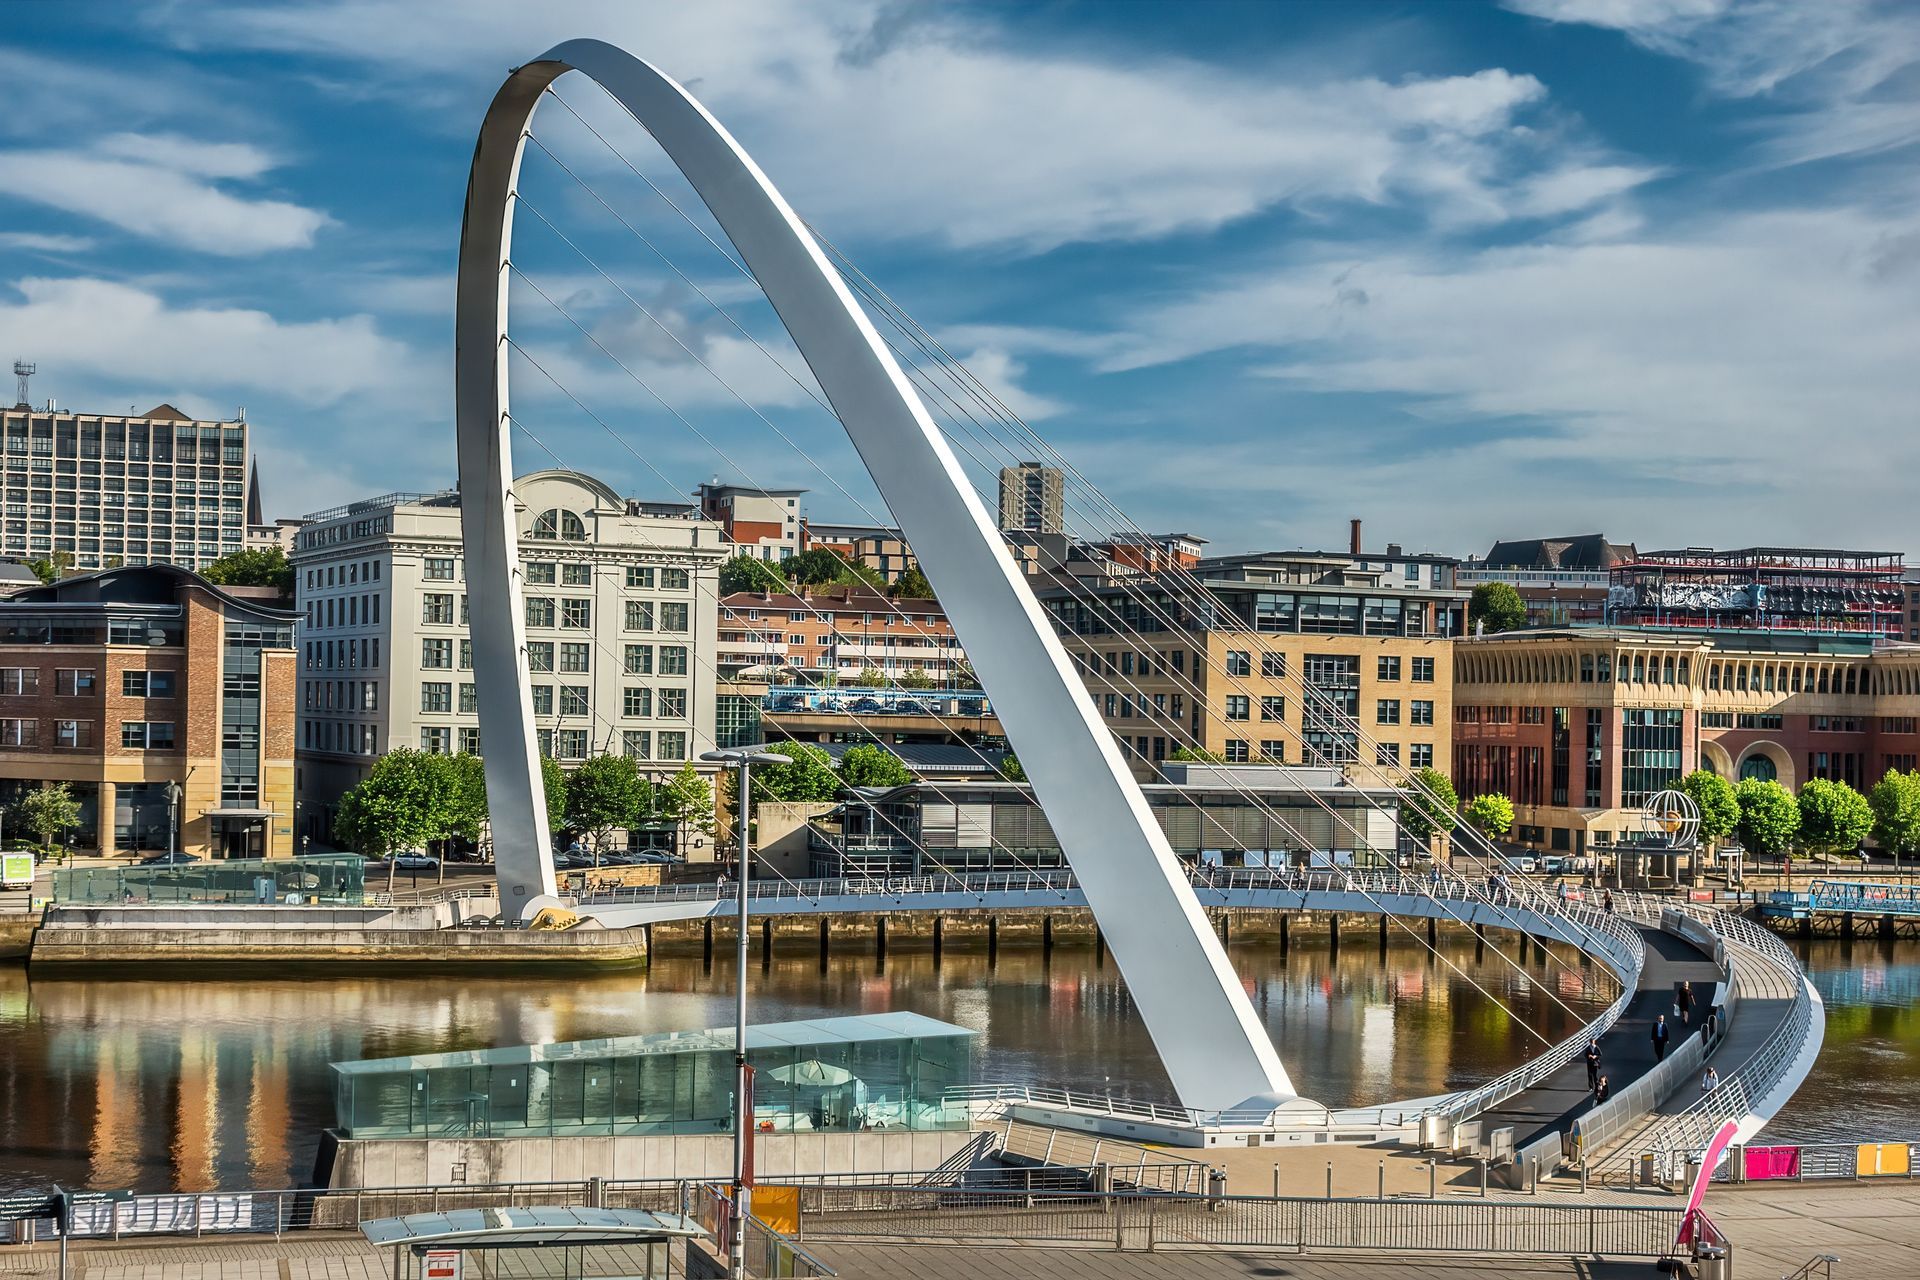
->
1743, 1145, 1801, 1180
1677, 1118, 1740, 1250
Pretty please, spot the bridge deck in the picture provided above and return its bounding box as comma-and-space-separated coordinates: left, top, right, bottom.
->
1475, 924, 1717, 1150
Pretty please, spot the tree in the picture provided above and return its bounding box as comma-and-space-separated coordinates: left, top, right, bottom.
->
897, 668, 935, 690
201, 546, 294, 595
334, 749, 453, 856
446, 753, 489, 845
1733, 777, 1799, 859
839, 743, 912, 789
25, 550, 74, 585
657, 761, 715, 855
14, 782, 80, 851
952, 660, 981, 690
565, 753, 647, 856
539, 756, 568, 835
1468, 582, 1527, 634
1677, 769, 1739, 846
889, 565, 934, 599
750, 742, 842, 804
855, 665, 887, 688
783, 548, 881, 589
1169, 745, 1228, 763
718, 553, 786, 596
1870, 770, 1920, 866
1464, 793, 1515, 840
1797, 777, 1872, 859
1401, 766, 1460, 843
998, 753, 1026, 782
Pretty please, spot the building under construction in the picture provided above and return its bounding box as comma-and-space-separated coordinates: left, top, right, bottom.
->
1607, 547, 1905, 636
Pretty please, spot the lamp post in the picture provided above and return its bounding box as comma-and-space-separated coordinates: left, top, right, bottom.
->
700, 745, 790, 1280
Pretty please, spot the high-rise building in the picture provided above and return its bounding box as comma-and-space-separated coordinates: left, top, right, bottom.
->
997, 462, 1064, 535
289, 470, 726, 845
0, 400, 251, 571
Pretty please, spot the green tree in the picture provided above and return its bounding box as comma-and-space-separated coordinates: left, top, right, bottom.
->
838, 743, 912, 789
1870, 769, 1920, 867
333, 749, 452, 856
1169, 745, 1228, 764
1676, 769, 1739, 845
1401, 766, 1460, 843
751, 741, 842, 804
718, 553, 786, 596
1733, 777, 1799, 859
783, 548, 882, 588
13, 782, 80, 852
565, 753, 647, 856
897, 668, 935, 690
855, 665, 887, 688
997, 753, 1026, 782
657, 761, 715, 855
539, 756, 568, 835
889, 565, 934, 599
446, 753, 489, 844
1797, 777, 1872, 859
201, 545, 294, 595
1464, 792, 1515, 840
952, 660, 981, 689
1468, 582, 1528, 634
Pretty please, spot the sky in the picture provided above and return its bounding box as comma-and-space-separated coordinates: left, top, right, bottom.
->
0, 0, 1916, 559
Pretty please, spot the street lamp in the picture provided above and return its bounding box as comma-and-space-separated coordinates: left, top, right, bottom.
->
699, 745, 790, 1280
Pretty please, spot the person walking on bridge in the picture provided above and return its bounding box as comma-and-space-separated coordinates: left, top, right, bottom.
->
1584, 1038, 1603, 1090
1652, 1014, 1671, 1062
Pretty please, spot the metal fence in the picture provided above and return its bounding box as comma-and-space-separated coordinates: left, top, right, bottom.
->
790, 1186, 1685, 1258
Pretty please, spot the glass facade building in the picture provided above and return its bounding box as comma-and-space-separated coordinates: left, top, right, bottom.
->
332, 1012, 974, 1139
54, 853, 365, 904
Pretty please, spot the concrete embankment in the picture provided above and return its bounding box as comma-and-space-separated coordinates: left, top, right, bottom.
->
0, 914, 34, 959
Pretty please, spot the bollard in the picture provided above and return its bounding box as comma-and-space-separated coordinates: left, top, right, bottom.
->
1208, 1167, 1227, 1212
1378, 1161, 1385, 1201
1273, 1163, 1280, 1200
1479, 1160, 1489, 1198
1326, 1162, 1333, 1200
1429, 1161, 1437, 1199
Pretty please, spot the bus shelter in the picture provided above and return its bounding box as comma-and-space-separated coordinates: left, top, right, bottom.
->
360, 1206, 706, 1280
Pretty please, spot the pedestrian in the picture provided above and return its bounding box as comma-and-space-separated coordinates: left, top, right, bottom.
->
1594, 1074, 1611, 1103
1584, 1038, 1602, 1090
1701, 1067, 1720, 1096
1652, 1014, 1671, 1062
1677, 982, 1695, 1024
1603, 889, 1615, 914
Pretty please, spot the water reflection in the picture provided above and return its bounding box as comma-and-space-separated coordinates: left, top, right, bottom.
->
0, 932, 1609, 1192
1767, 938, 1920, 1143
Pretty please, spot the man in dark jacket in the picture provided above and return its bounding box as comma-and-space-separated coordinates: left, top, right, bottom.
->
1652, 1014, 1671, 1062
1584, 1039, 1603, 1090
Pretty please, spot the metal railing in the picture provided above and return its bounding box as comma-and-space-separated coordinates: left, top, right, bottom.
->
690, 1184, 838, 1278
996, 1120, 1211, 1194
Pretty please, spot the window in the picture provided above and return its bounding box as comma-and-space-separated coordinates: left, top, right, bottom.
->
659, 645, 689, 675
624, 644, 654, 675
421, 727, 450, 753
657, 730, 687, 760
659, 688, 688, 718
456, 639, 469, 669
421, 682, 452, 713
459, 683, 477, 713
423, 557, 455, 580
561, 563, 592, 586
561, 599, 592, 629
532, 508, 586, 540
624, 687, 653, 717
1259, 740, 1286, 763
422, 639, 453, 669
120, 721, 175, 749
623, 730, 652, 759
1224, 739, 1250, 763
55, 719, 92, 749
525, 562, 556, 585
525, 597, 555, 627
1410, 700, 1434, 726
1375, 742, 1401, 765
0, 669, 38, 695
55, 669, 97, 696
1621, 708, 1683, 807
556, 728, 589, 759
626, 566, 654, 589
559, 686, 589, 716
422, 593, 455, 625
0, 718, 37, 747
625, 601, 655, 632
1225, 694, 1250, 721
531, 685, 554, 716
1377, 699, 1401, 725
1224, 650, 1251, 677
1261, 653, 1286, 679
122, 670, 176, 697
526, 642, 554, 673
459, 727, 482, 754
1377, 656, 1401, 681
1410, 743, 1434, 769
1259, 695, 1286, 721
659, 602, 690, 632
661, 567, 690, 591
1411, 657, 1435, 682
560, 643, 591, 673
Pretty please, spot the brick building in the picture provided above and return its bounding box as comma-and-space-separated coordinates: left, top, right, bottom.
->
716, 585, 965, 682
0, 564, 298, 857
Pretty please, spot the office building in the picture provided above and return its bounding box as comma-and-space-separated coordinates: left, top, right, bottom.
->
0, 397, 251, 572
1606, 546, 1904, 636
0, 563, 298, 857
290, 470, 726, 844
1452, 627, 1920, 854
696, 480, 804, 561
997, 462, 1064, 535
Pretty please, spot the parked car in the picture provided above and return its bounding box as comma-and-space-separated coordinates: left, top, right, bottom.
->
384, 852, 440, 871
137, 851, 199, 866
625, 851, 679, 865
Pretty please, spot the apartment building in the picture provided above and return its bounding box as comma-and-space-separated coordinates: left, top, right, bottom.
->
696, 481, 804, 561
1036, 551, 1464, 779
715, 585, 966, 682
0, 564, 298, 857
0, 400, 251, 572
997, 462, 1064, 535
290, 470, 726, 843
804, 521, 918, 584
1452, 627, 1920, 855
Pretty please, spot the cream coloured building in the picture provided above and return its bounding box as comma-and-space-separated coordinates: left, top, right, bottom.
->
290, 470, 726, 845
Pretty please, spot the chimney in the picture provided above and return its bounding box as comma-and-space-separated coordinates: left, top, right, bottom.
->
1349, 518, 1363, 556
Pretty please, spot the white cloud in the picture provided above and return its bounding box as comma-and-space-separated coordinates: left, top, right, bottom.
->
0, 232, 94, 254
0, 136, 328, 255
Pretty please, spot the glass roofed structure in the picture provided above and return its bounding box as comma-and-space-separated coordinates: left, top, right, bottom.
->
332, 1012, 974, 1139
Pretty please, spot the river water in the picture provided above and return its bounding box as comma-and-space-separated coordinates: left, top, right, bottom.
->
0, 934, 1906, 1192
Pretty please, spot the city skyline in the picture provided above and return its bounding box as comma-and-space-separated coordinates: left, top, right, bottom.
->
0, 1, 1914, 560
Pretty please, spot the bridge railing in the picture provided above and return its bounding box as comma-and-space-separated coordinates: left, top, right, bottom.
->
1806, 878, 1920, 914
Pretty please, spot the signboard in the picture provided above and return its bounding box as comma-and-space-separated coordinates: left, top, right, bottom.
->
420, 1249, 462, 1280
1, 852, 32, 888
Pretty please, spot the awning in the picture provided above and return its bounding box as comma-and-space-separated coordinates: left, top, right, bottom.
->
206, 807, 274, 819
361, 1206, 706, 1249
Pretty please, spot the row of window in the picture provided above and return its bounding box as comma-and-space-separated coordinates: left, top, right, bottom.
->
305, 560, 383, 591
307, 637, 381, 671
417, 682, 689, 719
0, 718, 173, 749
0, 668, 174, 698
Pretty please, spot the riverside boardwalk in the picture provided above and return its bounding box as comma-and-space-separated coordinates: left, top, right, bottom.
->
3, 1182, 1916, 1279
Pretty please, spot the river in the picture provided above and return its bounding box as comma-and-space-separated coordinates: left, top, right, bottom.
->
0, 932, 1906, 1192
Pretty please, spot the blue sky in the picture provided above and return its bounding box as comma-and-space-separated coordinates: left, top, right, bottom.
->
0, 0, 1915, 557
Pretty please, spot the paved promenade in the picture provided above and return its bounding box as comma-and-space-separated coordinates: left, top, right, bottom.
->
1, 1182, 1914, 1279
